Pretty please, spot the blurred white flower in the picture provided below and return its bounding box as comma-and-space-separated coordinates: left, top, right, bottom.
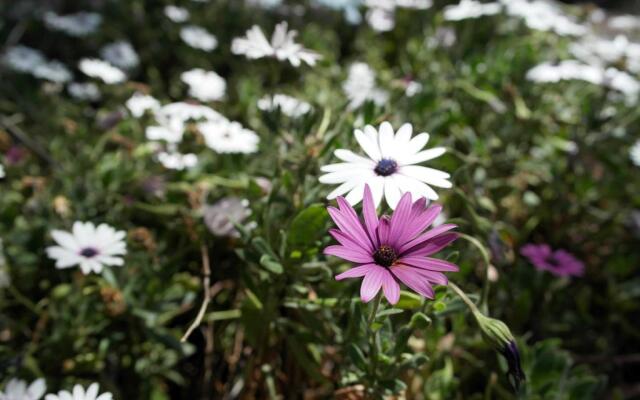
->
232, 21, 322, 67
501, 0, 587, 36
68, 82, 101, 101
257, 94, 311, 117
181, 68, 226, 101
0, 163, 4, 179
33, 60, 72, 83
2, 45, 46, 73
198, 120, 260, 154
629, 141, 640, 167
156, 151, 198, 170
46, 221, 127, 275
404, 80, 423, 97
100, 41, 140, 70
604, 68, 640, 100
443, 0, 501, 21
342, 62, 389, 109
246, 0, 283, 8
180, 25, 218, 51
126, 93, 161, 117
79, 58, 126, 84
319, 121, 451, 208
43, 11, 102, 36
570, 35, 640, 73
607, 14, 640, 31
164, 5, 190, 22
44, 383, 112, 400
203, 197, 252, 237
315, 0, 362, 24
146, 118, 185, 143
158, 102, 225, 124
0, 378, 46, 400
364, 0, 432, 31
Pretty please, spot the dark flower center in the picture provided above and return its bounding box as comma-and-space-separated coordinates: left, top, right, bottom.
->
80, 247, 99, 258
544, 255, 561, 268
374, 159, 398, 177
373, 245, 397, 267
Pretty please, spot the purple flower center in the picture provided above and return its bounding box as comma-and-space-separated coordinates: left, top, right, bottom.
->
374, 159, 398, 177
80, 247, 99, 258
373, 245, 397, 267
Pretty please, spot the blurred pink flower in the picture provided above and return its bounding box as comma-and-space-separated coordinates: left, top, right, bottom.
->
520, 243, 584, 277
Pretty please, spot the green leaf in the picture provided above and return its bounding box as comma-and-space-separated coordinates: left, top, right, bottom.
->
288, 204, 329, 249
395, 290, 424, 309
260, 254, 284, 274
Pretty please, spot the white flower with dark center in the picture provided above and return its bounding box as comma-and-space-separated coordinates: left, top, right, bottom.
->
180, 25, 218, 51
164, 5, 190, 22
0, 378, 46, 400
181, 68, 226, 101
126, 93, 160, 117
46, 221, 127, 274
44, 383, 112, 400
3, 45, 46, 73
257, 94, 311, 117
43, 12, 102, 36
443, 0, 501, 21
198, 120, 260, 154
100, 41, 139, 70
630, 140, 640, 167
79, 58, 126, 84
319, 121, 451, 209
203, 197, 252, 237
68, 82, 101, 101
232, 21, 322, 67
156, 151, 198, 170
32, 60, 72, 83
342, 62, 389, 109
501, 0, 587, 36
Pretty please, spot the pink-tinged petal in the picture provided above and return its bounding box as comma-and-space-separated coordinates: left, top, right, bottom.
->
388, 191, 413, 247
329, 228, 364, 249
327, 206, 374, 252
390, 265, 435, 299
324, 245, 373, 263
402, 233, 458, 257
402, 203, 442, 241
376, 216, 391, 245
405, 266, 449, 285
335, 264, 378, 280
362, 184, 380, 246
398, 256, 459, 272
398, 224, 457, 254
381, 269, 400, 304
360, 266, 385, 302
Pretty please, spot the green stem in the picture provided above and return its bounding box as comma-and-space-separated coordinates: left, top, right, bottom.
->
367, 293, 383, 329
367, 293, 383, 391
458, 233, 492, 312
449, 281, 480, 316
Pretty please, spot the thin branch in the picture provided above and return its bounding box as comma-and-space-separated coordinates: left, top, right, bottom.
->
181, 244, 212, 342
0, 115, 56, 166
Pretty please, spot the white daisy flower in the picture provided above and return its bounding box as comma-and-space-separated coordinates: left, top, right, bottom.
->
0, 378, 46, 400
404, 80, 423, 97
526, 60, 603, 84
164, 5, 190, 22
198, 120, 260, 154
46, 221, 127, 275
146, 117, 185, 143
180, 25, 218, 51
156, 151, 198, 170
44, 383, 112, 400
342, 62, 389, 109
126, 93, 161, 117
231, 21, 322, 67
68, 82, 101, 101
501, 0, 587, 36
78, 58, 126, 84
32, 60, 73, 83
180, 68, 226, 102
630, 140, 640, 167
257, 94, 311, 117
443, 0, 501, 21
319, 121, 451, 209
2, 45, 46, 73
43, 12, 102, 37
100, 41, 139, 70
157, 102, 225, 124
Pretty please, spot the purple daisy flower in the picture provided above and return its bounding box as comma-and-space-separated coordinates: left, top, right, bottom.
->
324, 184, 459, 304
520, 243, 585, 277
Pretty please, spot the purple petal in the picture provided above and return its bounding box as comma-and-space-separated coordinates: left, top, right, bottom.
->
360, 266, 385, 302
376, 216, 391, 245
327, 205, 374, 252
336, 264, 378, 280
402, 233, 458, 257
390, 265, 435, 299
388, 191, 413, 247
381, 269, 400, 304
398, 224, 457, 254
402, 204, 443, 242
329, 228, 366, 249
362, 184, 380, 247
324, 245, 374, 263
398, 256, 459, 272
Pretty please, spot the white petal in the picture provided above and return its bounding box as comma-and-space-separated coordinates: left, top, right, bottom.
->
355, 128, 381, 161
383, 178, 402, 209
405, 132, 430, 155
369, 176, 385, 208
400, 147, 446, 165
51, 230, 80, 251
97, 256, 124, 266
319, 170, 367, 184
46, 247, 82, 268
28, 378, 47, 399
400, 165, 451, 181
345, 182, 366, 205
320, 163, 369, 173
334, 149, 376, 165
394, 123, 413, 147
395, 174, 439, 200
378, 122, 396, 159
327, 179, 362, 199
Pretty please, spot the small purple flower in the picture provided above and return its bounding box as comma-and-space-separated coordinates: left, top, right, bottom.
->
5, 146, 27, 165
324, 184, 459, 304
520, 243, 584, 277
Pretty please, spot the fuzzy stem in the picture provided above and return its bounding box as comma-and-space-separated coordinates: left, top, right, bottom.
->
449, 281, 481, 316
